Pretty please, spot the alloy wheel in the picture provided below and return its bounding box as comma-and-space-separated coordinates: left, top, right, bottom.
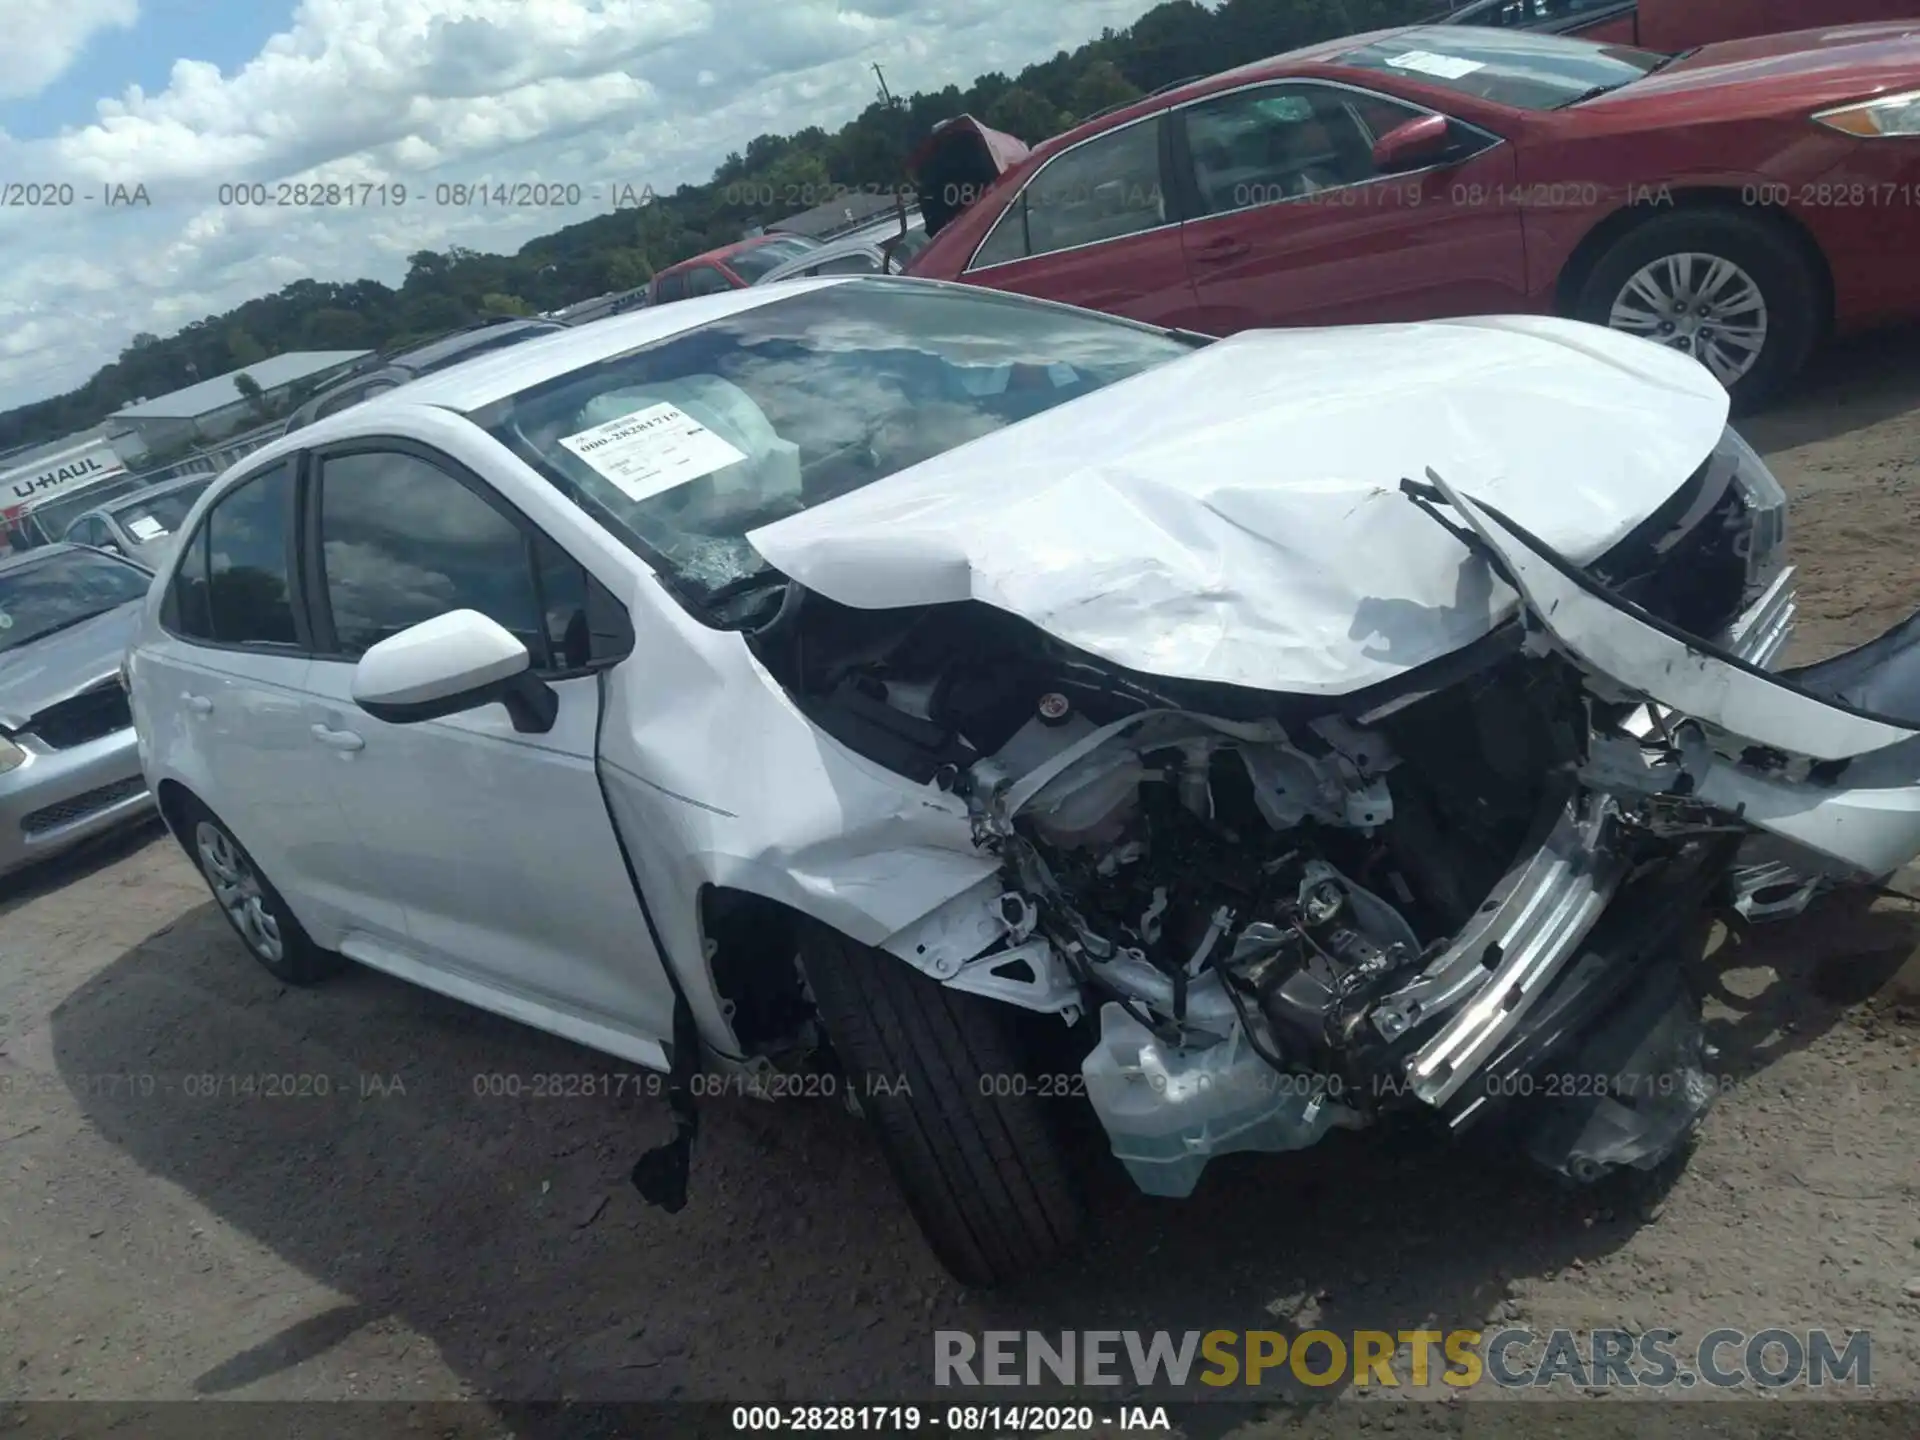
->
194, 820, 284, 963
1607, 251, 1769, 388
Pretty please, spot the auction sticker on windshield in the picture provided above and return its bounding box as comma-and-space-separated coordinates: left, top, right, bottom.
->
558, 403, 749, 503
126, 516, 166, 541
1385, 50, 1484, 79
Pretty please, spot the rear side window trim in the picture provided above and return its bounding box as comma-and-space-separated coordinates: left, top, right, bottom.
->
158, 460, 315, 656
963, 110, 1179, 274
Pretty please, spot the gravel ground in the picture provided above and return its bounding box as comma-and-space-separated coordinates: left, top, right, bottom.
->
1, 334, 1918, 1437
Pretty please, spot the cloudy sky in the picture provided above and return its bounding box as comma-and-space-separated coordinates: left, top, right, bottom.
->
0, 0, 1167, 412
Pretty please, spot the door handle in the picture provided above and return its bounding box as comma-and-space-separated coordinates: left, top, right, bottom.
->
1192, 237, 1249, 262
183, 693, 212, 716
310, 723, 366, 752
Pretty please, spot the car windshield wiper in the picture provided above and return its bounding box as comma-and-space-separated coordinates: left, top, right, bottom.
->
697, 567, 791, 610
1555, 82, 1623, 108
0, 608, 115, 648
1557, 49, 1698, 109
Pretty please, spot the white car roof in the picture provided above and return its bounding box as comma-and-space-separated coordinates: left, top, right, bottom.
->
395, 276, 859, 410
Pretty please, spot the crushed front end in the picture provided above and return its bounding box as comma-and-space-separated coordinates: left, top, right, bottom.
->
946, 659, 1749, 1198
817, 425, 1809, 1198
744, 415, 1886, 1199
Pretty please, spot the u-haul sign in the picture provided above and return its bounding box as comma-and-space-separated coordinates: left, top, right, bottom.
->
1, 440, 129, 519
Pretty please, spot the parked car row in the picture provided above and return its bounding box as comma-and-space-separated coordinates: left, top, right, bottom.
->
644, 209, 931, 303
58, 473, 216, 567
282, 316, 570, 432
1436, 0, 1918, 52
903, 20, 1920, 409
0, 544, 159, 878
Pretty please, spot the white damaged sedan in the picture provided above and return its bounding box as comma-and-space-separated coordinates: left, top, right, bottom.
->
127, 277, 1920, 1286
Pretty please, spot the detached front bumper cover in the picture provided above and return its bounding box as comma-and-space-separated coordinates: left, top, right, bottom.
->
1416, 466, 1920, 883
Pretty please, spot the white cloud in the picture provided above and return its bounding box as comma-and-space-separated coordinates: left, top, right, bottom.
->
0, 0, 139, 101
0, 0, 1168, 413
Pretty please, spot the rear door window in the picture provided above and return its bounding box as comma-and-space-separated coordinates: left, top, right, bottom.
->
683, 264, 734, 296
165, 462, 300, 647
970, 118, 1169, 269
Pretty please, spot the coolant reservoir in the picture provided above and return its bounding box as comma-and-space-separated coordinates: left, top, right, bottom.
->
993, 710, 1096, 778
1079, 1002, 1362, 1198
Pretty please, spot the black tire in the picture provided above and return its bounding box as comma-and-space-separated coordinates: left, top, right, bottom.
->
1573, 208, 1820, 414
798, 921, 1083, 1287
179, 795, 340, 986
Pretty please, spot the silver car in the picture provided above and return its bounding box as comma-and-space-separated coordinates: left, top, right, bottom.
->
751, 214, 929, 285
59, 474, 216, 567
0, 544, 155, 877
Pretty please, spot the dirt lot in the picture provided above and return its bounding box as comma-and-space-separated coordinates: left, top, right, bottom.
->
2, 335, 1919, 1436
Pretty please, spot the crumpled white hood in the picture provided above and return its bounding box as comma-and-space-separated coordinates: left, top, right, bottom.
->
748, 315, 1730, 697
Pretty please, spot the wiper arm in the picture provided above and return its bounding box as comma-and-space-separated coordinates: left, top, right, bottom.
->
7, 609, 116, 646
1559, 49, 1697, 109
699, 568, 790, 607
1555, 83, 1619, 109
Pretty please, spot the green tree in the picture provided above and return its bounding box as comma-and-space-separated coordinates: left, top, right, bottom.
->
301, 307, 376, 350
603, 250, 652, 292
983, 86, 1068, 144
225, 328, 267, 368
1068, 60, 1142, 120
477, 293, 533, 317
233, 372, 269, 420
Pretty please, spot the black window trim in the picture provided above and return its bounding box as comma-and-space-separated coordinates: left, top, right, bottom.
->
157, 457, 316, 657
964, 109, 1180, 274
1445, 0, 1639, 36
300, 434, 633, 681
1165, 75, 1507, 223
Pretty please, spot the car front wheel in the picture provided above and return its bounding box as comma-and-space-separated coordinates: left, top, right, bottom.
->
1575, 208, 1819, 413
798, 921, 1083, 1288
184, 800, 340, 986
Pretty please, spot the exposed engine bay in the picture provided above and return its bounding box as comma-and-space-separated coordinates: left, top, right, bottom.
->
734, 422, 1920, 1201
746, 535, 1768, 1196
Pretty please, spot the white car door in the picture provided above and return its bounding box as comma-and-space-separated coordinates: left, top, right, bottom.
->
293, 440, 677, 1063
132, 458, 371, 938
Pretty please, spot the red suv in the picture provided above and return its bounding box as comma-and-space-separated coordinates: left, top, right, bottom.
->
647, 234, 823, 304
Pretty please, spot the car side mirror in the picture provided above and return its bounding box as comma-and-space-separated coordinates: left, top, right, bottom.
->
351, 608, 558, 734
1371, 113, 1454, 173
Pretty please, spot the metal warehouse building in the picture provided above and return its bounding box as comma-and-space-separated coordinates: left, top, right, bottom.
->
110, 350, 369, 453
